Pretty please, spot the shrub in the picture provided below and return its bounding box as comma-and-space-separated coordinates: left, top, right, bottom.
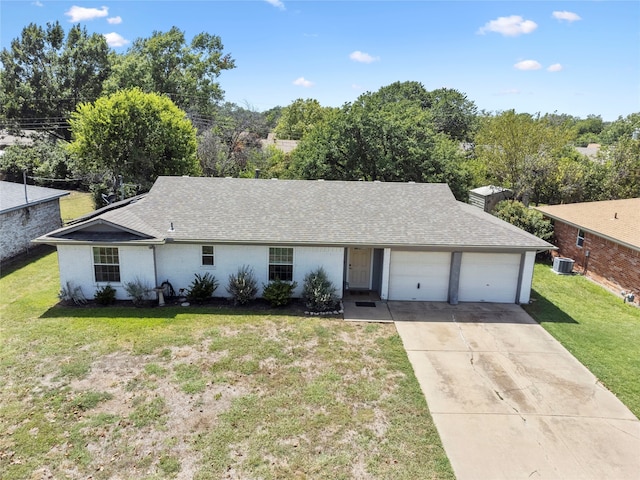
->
262, 278, 298, 307
226, 265, 258, 305
493, 200, 554, 241
94, 284, 116, 305
124, 277, 153, 306
302, 267, 338, 312
187, 272, 219, 303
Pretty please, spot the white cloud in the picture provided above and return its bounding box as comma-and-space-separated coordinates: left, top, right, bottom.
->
65, 5, 108, 22
104, 32, 129, 48
107, 16, 122, 25
349, 51, 380, 63
552, 11, 581, 22
265, 0, 285, 10
547, 63, 563, 72
352, 84, 363, 90
477, 15, 538, 36
33, 1, 44, 7
514, 60, 542, 70
293, 77, 314, 88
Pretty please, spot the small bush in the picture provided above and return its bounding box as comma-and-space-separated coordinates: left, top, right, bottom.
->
302, 267, 338, 312
262, 278, 298, 307
94, 284, 116, 305
124, 277, 153, 306
226, 265, 258, 305
187, 272, 219, 303
493, 200, 554, 241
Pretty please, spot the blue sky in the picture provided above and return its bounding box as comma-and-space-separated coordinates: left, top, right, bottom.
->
1, 1, 638, 120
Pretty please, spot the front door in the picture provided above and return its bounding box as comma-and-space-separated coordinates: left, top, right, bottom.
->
348, 248, 372, 290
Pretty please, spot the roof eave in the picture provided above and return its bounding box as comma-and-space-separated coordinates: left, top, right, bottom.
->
538, 213, 640, 252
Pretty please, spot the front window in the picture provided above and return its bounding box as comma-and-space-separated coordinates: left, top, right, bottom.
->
576, 229, 585, 248
201, 245, 215, 266
93, 247, 120, 282
269, 247, 293, 281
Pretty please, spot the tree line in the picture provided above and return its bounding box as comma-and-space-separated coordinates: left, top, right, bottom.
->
1, 22, 638, 209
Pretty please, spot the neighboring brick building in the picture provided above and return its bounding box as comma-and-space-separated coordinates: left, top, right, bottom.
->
536, 199, 640, 305
0, 181, 68, 262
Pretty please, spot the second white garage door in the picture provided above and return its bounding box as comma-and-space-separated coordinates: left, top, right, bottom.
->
389, 251, 451, 301
458, 253, 521, 303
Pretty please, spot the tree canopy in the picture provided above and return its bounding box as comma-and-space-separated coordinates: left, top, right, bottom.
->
290, 84, 472, 200
67, 88, 200, 192
475, 110, 573, 204
0, 22, 111, 139
274, 98, 330, 140
104, 27, 235, 120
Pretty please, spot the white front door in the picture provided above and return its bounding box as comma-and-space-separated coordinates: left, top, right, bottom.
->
348, 248, 372, 289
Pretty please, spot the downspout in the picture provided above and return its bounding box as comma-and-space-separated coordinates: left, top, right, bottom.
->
151, 245, 158, 287
515, 253, 526, 304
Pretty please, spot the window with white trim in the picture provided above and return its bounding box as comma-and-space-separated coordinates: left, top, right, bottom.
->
576, 229, 585, 248
269, 247, 293, 281
93, 247, 120, 282
201, 245, 215, 266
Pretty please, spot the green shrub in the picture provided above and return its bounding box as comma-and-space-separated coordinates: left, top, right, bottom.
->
187, 272, 219, 303
262, 278, 298, 307
94, 284, 117, 305
493, 200, 554, 241
124, 277, 153, 306
226, 265, 258, 305
302, 267, 338, 312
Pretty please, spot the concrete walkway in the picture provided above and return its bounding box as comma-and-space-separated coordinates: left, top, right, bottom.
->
389, 301, 640, 480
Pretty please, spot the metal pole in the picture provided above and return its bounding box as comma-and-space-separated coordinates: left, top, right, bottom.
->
23, 169, 28, 204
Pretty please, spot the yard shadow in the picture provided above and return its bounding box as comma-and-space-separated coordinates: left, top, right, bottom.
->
0, 245, 55, 278
522, 288, 579, 324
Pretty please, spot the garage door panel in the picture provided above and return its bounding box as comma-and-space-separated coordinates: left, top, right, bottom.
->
459, 253, 520, 303
389, 251, 450, 301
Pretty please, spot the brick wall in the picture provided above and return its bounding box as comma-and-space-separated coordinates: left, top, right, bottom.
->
0, 201, 62, 261
552, 220, 640, 305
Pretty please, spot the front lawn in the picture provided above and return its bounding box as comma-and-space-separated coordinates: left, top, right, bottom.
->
524, 263, 640, 417
0, 253, 453, 480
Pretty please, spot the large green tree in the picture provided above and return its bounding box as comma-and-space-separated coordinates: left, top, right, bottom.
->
600, 135, 640, 199
426, 87, 478, 142
0, 22, 111, 138
104, 27, 234, 120
291, 87, 471, 199
68, 88, 200, 193
273, 98, 331, 140
599, 113, 640, 145
0, 138, 72, 187
475, 110, 573, 204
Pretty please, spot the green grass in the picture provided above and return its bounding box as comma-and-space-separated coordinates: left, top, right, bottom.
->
0, 252, 453, 480
60, 190, 94, 223
524, 263, 640, 417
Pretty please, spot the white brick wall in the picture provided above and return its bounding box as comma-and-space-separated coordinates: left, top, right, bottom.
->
0, 201, 62, 261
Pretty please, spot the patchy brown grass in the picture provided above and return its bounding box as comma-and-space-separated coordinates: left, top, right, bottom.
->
0, 253, 453, 479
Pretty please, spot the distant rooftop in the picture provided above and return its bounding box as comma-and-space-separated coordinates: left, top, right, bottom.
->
535, 198, 640, 251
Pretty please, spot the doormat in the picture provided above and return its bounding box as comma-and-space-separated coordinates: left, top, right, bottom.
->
355, 301, 376, 307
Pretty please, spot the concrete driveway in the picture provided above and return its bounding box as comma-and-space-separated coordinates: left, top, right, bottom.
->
390, 301, 640, 480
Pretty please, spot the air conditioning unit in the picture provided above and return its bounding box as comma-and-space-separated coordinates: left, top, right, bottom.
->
553, 257, 575, 274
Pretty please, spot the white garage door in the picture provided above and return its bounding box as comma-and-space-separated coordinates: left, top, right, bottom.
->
459, 253, 521, 303
389, 251, 451, 301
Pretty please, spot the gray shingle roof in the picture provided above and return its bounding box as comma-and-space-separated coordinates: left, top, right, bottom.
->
0, 181, 69, 214
42, 177, 553, 250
